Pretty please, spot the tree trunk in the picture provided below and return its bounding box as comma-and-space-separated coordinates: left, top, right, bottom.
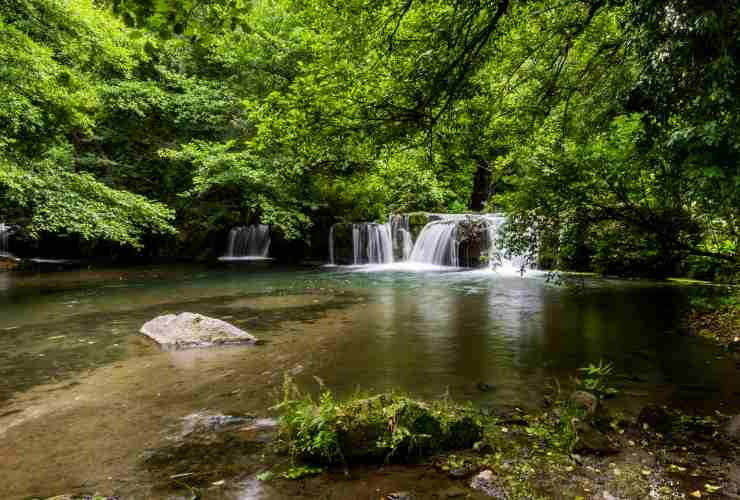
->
469, 158, 491, 211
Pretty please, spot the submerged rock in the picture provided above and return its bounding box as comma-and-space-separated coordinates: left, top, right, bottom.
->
387, 492, 413, 500
180, 411, 255, 438
140, 312, 257, 350
470, 470, 508, 498
45, 496, 119, 500
574, 420, 617, 455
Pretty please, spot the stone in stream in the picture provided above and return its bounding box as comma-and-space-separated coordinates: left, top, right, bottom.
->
386, 492, 413, 500
140, 312, 257, 350
470, 470, 508, 498
573, 420, 617, 455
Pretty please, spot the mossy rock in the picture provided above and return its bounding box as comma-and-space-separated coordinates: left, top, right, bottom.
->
406, 212, 435, 241
281, 393, 483, 464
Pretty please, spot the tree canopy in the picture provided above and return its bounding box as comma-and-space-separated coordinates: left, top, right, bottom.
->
0, 0, 737, 276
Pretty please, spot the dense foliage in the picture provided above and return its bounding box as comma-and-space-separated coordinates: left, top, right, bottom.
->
0, 0, 737, 276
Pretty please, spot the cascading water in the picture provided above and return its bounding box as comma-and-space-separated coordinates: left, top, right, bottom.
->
0, 223, 13, 256
406, 214, 527, 271
389, 214, 413, 261
222, 225, 271, 259
479, 214, 528, 273
353, 223, 393, 264
328, 213, 529, 272
408, 219, 460, 266
328, 222, 393, 265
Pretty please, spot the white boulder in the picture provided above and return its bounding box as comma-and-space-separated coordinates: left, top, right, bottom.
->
140, 312, 257, 350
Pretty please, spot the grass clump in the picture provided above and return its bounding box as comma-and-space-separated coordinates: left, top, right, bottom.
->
272, 376, 483, 465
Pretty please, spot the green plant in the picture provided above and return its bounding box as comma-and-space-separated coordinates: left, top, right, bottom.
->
272, 374, 343, 464
273, 377, 483, 466
576, 360, 618, 399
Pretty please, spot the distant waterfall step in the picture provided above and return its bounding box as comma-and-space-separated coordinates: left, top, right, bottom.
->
219, 225, 272, 261
0, 223, 15, 257
328, 222, 393, 265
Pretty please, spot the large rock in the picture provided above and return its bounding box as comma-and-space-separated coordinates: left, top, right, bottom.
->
140, 312, 257, 350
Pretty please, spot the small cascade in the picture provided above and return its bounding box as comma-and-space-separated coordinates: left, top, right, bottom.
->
389, 214, 413, 261
478, 214, 527, 273
354, 223, 393, 264
0, 223, 14, 256
223, 225, 271, 259
407, 214, 527, 271
408, 220, 460, 266
328, 222, 393, 264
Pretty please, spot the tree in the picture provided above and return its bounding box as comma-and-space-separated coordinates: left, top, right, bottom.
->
0, 0, 176, 248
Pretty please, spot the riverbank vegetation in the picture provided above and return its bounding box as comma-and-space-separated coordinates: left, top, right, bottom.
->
689, 289, 740, 349
261, 371, 740, 499
0, 0, 737, 279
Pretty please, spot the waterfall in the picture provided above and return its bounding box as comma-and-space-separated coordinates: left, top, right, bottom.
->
328, 222, 393, 264
408, 214, 527, 271
389, 214, 413, 261
408, 220, 460, 266
354, 223, 393, 264
478, 214, 526, 272
328, 213, 529, 271
0, 224, 13, 256
223, 225, 271, 258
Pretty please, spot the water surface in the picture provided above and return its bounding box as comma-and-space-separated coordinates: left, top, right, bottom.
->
0, 264, 737, 498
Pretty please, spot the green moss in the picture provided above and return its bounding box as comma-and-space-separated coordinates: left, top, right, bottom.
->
274, 381, 483, 464
406, 212, 432, 241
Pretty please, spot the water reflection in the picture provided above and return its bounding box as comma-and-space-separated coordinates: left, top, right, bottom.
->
0, 265, 737, 413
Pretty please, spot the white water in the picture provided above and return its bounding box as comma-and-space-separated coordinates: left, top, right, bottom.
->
222, 225, 271, 259
328, 213, 529, 272
0, 223, 13, 256
408, 220, 460, 266
355, 223, 393, 264
389, 215, 414, 261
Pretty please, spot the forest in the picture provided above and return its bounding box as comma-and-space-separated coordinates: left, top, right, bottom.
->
3, 2, 740, 499
0, 0, 738, 279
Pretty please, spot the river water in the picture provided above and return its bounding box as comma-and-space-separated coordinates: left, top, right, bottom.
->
0, 264, 737, 498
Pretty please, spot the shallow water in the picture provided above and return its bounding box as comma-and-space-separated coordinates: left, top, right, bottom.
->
0, 264, 737, 498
